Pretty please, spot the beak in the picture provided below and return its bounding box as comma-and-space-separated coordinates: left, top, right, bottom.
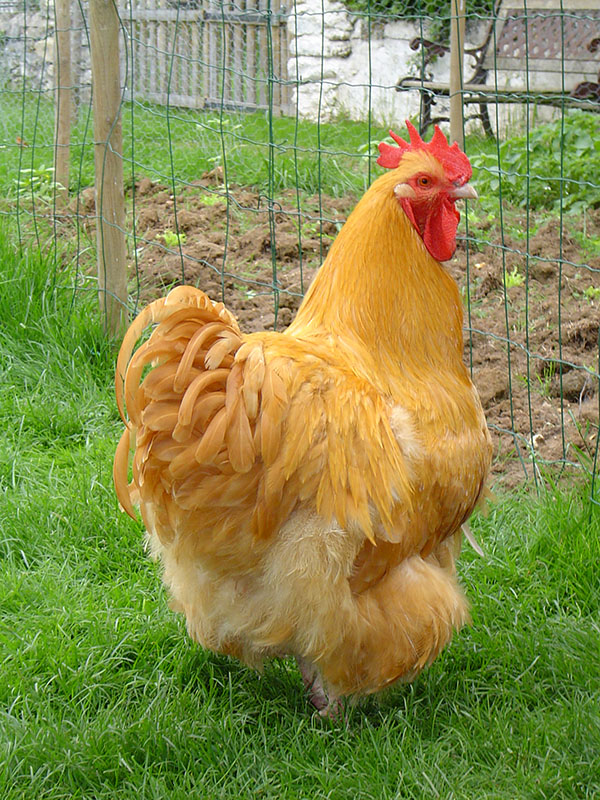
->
450, 183, 478, 200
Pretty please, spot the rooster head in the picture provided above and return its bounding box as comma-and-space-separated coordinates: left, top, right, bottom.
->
377, 121, 476, 262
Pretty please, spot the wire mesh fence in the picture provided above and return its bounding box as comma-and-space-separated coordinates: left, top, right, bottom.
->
0, 0, 598, 499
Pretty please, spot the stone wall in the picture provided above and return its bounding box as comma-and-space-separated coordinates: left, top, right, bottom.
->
1, 1, 56, 92
289, 0, 417, 125
0, 0, 89, 98
288, 0, 489, 128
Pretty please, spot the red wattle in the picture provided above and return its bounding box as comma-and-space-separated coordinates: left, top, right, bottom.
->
423, 200, 459, 262
399, 196, 459, 263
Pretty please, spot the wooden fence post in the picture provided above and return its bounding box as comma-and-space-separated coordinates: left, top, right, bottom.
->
89, 0, 128, 337
450, 0, 466, 148
71, 0, 84, 113
54, 0, 72, 204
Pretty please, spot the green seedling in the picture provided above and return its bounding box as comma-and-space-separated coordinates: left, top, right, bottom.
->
199, 193, 227, 207
505, 266, 525, 289
157, 230, 186, 248
14, 164, 61, 204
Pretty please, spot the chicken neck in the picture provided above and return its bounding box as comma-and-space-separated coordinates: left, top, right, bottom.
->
287, 175, 468, 399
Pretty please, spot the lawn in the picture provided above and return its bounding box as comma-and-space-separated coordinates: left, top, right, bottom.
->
0, 218, 599, 800
0, 92, 392, 202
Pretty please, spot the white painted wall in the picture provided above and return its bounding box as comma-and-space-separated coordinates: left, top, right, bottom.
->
287, 0, 580, 134
289, 0, 419, 125
288, 0, 492, 128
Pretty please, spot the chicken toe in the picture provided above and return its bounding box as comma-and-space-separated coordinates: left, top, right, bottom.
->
296, 658, 346, 722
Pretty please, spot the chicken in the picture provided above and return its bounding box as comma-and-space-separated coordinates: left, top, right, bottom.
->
114, 121, 492, 716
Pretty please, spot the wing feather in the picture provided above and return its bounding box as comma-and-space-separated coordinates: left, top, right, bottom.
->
241, 345, 266, 420
225, 363, 255, 473
194, 406, 228, 464
189, 391, 227, 433
114, 427, 136, 519
141, 360, 188, 401
150, 436, 189, 462
260, 366, 288, 466
142, 402, 181, 432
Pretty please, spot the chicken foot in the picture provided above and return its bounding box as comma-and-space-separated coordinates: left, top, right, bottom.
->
296, 657, 344, 719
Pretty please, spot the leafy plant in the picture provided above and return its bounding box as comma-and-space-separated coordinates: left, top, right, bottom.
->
583, 286, 600, 302
572, 284, 600, 303
233, 281, 257, 299
301, 219, 338, 241
536, 367, 555, 398
472, 111, 600, 213
199, 192, 227, 207
343, 0, 495, 50
343, 0, 494, 22
505, 266, 525, 289
14, 164, 61, 205
574, 231, 600, 258
157, 229, 186, 248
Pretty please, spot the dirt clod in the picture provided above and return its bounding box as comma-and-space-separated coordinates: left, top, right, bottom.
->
137, 177, 154, 196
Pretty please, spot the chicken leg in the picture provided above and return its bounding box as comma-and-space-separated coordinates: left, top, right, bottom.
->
296, 657, 343, 719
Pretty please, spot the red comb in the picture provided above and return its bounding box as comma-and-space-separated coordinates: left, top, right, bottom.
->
377, 121, 472, 183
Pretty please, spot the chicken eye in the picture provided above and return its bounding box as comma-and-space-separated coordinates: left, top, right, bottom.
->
417, 176, 431, 188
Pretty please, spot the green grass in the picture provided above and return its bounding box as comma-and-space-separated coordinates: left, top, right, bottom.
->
0, 223, 599, 798
0, 93, 387, 203
3, 93, 598, 214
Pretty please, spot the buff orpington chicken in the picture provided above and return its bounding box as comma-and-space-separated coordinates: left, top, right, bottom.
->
114, 122, 492, 717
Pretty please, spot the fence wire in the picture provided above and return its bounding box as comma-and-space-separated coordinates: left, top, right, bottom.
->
0, 0, 598, 500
